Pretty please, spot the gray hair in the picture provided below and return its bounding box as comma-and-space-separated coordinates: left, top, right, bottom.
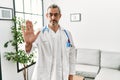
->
47, 4, 61, 13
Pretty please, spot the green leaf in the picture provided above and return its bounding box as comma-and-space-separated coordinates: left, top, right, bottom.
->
4, 16, 35, 66
4, 42, 9, 47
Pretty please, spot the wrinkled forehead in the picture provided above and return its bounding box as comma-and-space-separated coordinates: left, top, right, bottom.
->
47, 8, 60, 14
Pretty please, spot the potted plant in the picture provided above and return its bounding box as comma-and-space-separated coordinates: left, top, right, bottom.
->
4, 17, 35, 80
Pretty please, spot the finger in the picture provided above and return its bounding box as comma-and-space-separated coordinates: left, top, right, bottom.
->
26, 20, 33, 28
35, 30, 40, 38
21, 25, 25, 33
26, 20, 31, 30
21, 25, 26, 40
29, 20, 33, 27
26, 20, 33, 31
26, 20, 31, 26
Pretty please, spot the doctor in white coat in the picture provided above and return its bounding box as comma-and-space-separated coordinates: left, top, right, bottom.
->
22, 4, 76, 80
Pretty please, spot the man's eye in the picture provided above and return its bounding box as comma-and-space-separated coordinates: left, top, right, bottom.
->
49, 13, 53, 16
54, 13, 59, 16
48, 13, 59, 17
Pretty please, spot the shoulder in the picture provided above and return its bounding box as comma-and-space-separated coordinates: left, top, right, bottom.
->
40, 26, 49, 34
60, 26, 70, 33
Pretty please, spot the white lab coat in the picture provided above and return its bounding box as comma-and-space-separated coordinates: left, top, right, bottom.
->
31, 26, 75, 80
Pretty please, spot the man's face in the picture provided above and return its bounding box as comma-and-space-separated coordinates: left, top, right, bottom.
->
46, 8, 61, 27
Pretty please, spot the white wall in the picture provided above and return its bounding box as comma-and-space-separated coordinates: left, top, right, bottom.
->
0, 0, 120, 80
0, 0, 24, 80
44, 0, 120, 52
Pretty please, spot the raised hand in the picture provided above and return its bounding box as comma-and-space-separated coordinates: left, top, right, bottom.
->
21, 20, 40, 52
22, 20, 40, 44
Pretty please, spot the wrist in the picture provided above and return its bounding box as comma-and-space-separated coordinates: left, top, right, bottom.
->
69, 75, 73, 80
25, 43, 32, 53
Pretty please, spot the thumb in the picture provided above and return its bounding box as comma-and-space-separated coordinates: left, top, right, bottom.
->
21, 25, 25, 33
35, 30, 40, 38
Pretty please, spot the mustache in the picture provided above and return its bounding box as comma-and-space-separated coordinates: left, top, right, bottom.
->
51, 20, 57, 22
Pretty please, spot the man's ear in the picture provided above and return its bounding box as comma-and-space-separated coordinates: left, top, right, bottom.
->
46, 13, 48, 18
59, 14, 62, 18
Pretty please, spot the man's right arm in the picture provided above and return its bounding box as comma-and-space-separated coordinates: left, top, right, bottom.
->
25, 43, 32, 53
22, 20, 40, 53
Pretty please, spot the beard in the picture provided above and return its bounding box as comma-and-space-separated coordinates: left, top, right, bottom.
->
50, 20, 58, 26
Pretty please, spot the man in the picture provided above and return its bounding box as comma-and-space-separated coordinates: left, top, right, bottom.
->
22, 4, 75, 80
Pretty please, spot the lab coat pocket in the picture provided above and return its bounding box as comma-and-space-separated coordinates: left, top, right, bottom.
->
42, 41, 51, 55
66, 47, 70, 51
42, 41, 49, 46
42, 41, 49, 49
65, 47, 70, 56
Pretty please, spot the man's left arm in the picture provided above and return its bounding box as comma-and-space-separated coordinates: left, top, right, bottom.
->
69, 32, 76, 80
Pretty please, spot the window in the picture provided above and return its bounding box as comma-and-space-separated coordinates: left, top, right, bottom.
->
14, 0, 43, 72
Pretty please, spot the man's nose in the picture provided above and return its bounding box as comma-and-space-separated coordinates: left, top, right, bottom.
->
51, 15, 56, 19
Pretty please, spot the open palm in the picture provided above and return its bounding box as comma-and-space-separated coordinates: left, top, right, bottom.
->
22, 20, 40, 44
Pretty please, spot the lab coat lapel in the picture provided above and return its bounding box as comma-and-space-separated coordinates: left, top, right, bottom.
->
42, 25, 53, 53
45, 30, 53, 53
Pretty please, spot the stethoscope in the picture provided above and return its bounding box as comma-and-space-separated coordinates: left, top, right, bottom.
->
42, 26, 72, 47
